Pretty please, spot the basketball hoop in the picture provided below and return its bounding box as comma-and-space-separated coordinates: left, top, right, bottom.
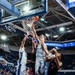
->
23, 16, 39, 28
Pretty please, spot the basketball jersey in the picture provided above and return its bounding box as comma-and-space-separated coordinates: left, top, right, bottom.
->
48, 58, 58, 75
36, 43, 45, 59
16, 47, 27, 75
18, 47, 27, 64
48, 53, 55, 59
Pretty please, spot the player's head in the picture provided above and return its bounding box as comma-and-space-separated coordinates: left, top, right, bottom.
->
21, 41, 24, 47
39, 34, 46, 42
32, 37, 37, 43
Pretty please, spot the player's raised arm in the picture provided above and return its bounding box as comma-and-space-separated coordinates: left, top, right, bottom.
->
55, 56, 63, 69
32, 37, 37, 53
50, 48, 58, 54
40, 34, 49, 55
31, 24, 40, 44
21, 31, 29, 47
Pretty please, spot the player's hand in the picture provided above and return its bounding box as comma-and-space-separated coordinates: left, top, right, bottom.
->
32, 17, 36, 22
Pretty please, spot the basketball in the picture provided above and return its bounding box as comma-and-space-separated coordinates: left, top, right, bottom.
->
32, 16, 39, 21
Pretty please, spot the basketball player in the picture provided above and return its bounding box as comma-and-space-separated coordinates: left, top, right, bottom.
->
16, 31, 29, 75
32, 31, 37, 54
44, 50, 55, 75
47, 48, 63, 75
31, 24, 49, 75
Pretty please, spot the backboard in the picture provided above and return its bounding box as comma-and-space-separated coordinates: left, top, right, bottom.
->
0, 0, 48, 24
66, 0, 75, 17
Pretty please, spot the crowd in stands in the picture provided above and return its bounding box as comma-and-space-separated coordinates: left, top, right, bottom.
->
62, 55, 75, 70
0, 68, 13, 75
0, 62, 16, 75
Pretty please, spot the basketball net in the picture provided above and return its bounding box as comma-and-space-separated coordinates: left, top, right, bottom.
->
22, 17, 35, 35
24, 18, 35, 28
22, 16, 39, 35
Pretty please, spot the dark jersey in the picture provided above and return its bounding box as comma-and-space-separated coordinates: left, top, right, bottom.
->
48, 58, 58, 75
31, 49, 36, 74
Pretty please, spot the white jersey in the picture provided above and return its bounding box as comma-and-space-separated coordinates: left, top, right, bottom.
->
18, 47, 27, 64
48, 53, 55, 58
36, 44, 45, 59
46, 53, 55, 61
16, 47, 27, 75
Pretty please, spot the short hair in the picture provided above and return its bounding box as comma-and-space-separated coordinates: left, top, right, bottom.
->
61, 53, 64, 61
39, 34, 46, 41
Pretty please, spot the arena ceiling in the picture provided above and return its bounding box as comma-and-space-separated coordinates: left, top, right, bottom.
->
0, 0, 75, 46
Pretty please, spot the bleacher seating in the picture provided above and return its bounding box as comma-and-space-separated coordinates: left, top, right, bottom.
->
62, 55, 75, 70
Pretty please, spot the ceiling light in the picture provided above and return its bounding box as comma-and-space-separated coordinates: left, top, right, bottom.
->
53, 35, 58, 38
67, 30, 72, 32
40, 18, 45, 21
59, 27, 65, 32
67, 28, 69, 30
23, 5, 30, 12
1, 35, 7, 41
45, 34, 49, 37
